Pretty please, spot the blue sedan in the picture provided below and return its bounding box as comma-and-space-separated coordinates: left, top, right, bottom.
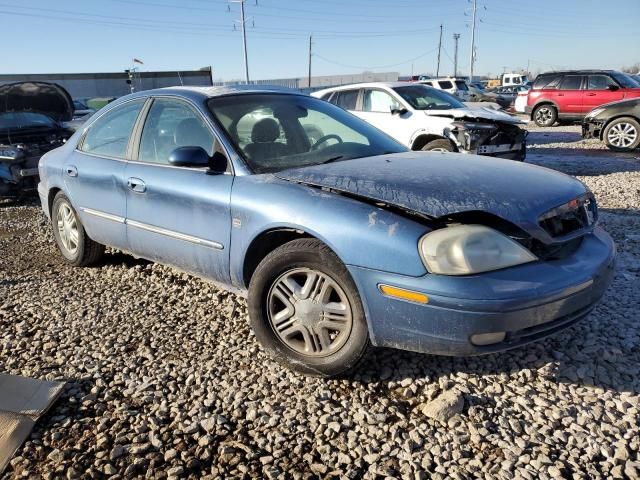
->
37, 86, 615, 377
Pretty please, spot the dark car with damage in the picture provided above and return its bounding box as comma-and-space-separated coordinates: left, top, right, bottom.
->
37, 86, 615, 377
0, 82, 75, 197
582, 97, 640, 152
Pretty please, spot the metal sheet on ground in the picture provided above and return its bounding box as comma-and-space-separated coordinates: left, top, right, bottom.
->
0, 374, 65, 474
0, 411, 35, 473
0, 374, 65, 419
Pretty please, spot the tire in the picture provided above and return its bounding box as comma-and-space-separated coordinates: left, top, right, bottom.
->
51, 192, 105, 266
421, 139, 454, 152
603, 117, 640, 152
248, 238, 370, 377
533, 104, 557, 127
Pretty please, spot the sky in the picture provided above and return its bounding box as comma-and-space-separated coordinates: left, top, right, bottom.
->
2, 0, 639, 81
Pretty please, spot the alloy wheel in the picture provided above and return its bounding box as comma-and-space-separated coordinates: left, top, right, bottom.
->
267, 268, 353, 357
535, 107, 552, 124
607, 122, 638, 148
56, 202, 79, 255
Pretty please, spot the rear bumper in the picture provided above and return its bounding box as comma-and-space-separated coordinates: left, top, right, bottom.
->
348, 226, 616, 356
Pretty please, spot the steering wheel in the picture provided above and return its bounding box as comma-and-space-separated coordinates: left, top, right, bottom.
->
310, 134, 343, 151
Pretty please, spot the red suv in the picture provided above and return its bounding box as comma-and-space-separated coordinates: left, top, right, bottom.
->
526, 70, 640, 127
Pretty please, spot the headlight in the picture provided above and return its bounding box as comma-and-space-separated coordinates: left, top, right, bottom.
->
419, 225, 537, 275
586, 108, 604, 118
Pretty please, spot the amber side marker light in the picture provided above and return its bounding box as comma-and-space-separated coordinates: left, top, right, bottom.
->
378, 284, 429, 304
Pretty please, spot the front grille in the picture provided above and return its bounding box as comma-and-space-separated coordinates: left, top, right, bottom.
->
539, 194, 597, 238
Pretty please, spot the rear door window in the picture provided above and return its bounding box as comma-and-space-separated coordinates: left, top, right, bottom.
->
331, 90, 359, 110
559, 75, 584, 90
438, 80, 453, 89
80, 100, 145, 158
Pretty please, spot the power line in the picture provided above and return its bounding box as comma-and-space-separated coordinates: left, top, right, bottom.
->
314, 47, 438, 70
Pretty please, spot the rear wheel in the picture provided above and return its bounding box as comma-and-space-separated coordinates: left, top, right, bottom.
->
533, 104, 557, 127
421, 139, 454, 152
248, 239, 369, 377
51, 192, 104, 266
603, 117, 640, 152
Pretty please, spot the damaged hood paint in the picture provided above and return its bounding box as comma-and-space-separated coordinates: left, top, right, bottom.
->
276, 152, 588, 242
0, 82, 74, 122
425, 106, 525, 124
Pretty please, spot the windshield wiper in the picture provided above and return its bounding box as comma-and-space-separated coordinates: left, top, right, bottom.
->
321, 155, 345, 165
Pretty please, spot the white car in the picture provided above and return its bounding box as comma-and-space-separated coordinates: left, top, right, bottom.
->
417, 77, 470, 101
312, 82, 528, 160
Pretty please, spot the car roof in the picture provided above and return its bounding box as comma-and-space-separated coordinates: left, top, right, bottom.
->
537, 70, 616, 76
120, 84, 305, 104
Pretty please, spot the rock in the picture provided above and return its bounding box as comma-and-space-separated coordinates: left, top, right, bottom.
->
109, 445, 125, 461
419, 389, 464, 423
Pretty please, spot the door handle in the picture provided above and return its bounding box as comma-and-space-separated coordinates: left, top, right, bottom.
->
65, 165, 78, 177
557, 93, 564, 96
127, 177, 146, 193
586, 93, 597, 96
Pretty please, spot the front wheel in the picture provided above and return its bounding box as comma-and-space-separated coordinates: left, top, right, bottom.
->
51, 192, 104, 266
248, 239, 370, 377
603, 117, 640, 152
421, 139, 454, 152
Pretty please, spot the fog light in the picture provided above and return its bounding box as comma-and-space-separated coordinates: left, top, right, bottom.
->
470, 332, 506, 346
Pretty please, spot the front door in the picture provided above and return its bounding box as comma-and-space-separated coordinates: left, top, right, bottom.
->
124, 97, 233, 283
356, 88, 412, 146
64, 99, 146, 250
584, 74, 625, 112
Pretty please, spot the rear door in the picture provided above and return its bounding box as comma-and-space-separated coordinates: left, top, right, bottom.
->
65, 99, 146, 250
554, 75, 585, 115
124, 96, 233, 283
584, 74, 625, 112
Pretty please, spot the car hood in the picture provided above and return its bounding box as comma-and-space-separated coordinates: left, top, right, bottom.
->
594, 97, 640, 110
424, 106, 525, 124
0, 82, 74, 122
276, 152, 588, 243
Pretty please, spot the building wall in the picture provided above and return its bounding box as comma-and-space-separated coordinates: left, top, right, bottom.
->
0, 69, 213, 99
213, 71, 400, 91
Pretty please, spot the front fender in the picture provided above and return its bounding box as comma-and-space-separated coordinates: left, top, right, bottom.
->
229, 175, 430, 288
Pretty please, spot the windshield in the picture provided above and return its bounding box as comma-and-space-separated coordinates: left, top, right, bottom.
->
392, 85, 464, 110
0, 111, 57, 131
610, 71, 640, 88
207, 93, 406, 174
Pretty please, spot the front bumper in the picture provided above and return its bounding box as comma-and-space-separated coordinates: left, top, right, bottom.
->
582, 118, 605, 139
348, 226, 615, 356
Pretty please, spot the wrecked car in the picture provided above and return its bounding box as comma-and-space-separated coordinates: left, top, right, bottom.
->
583, 97, 640, 152
38, 86, 615, 377
0, 82, 74, 197
312, 82, 528, 160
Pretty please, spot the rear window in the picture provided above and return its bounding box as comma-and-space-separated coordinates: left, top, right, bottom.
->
533, 74, 561, 90
438, 80, 453, 89
454, 81, 468, 90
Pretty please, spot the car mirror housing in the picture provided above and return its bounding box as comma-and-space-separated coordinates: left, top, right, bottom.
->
607, 84, 620, 91
390, 106, 408, 116
168, 146, 210, 167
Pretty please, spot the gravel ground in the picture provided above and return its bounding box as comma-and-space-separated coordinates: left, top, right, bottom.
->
1, 122, 639, 479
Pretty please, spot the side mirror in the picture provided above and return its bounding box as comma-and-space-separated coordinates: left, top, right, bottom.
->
168, 146, 210, 167
390, 106, 408, 116
607, 84, 620, 91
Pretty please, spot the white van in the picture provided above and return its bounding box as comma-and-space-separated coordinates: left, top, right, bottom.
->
501, 73, 527, 87
417, 77, 470, 101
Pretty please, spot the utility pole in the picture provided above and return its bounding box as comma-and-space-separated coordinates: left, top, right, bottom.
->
468, 0, 477, 82
231, 0, 251, 84
436, 24, 443, 77
453, 33, 460, 77
308, 34, 313, 88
